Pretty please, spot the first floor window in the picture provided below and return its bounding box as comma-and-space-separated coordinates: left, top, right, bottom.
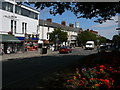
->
14, 21, 17, 33
11, 20, 13, 32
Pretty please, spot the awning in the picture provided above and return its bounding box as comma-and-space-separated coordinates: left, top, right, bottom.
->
0, 34, 21, 42
17, 37, 39, 41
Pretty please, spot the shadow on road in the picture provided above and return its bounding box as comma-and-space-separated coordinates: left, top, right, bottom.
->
2, 54, 87, 89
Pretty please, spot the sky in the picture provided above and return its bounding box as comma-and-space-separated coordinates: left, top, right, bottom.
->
29, 4, 119, 40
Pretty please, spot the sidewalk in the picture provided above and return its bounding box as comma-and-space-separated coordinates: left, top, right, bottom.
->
1, 49, 59, 61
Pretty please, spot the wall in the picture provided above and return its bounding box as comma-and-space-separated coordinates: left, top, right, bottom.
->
0, 8, 38, 37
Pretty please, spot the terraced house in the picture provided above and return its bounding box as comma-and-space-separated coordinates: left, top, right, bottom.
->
38, 19, 82, 46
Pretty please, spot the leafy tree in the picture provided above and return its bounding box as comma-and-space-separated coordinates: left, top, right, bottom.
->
49, 28, 68, 43
112, 35, 120, 43
18, 2, 120, 23
77, 31, 97, 46
97, 36, 107, 44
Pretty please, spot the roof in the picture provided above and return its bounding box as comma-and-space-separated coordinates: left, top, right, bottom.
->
39, 19, 80, 32
0, 34, 21, 42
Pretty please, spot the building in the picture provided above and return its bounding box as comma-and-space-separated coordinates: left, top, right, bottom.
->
0, 0, 39, 54
38, 19, 81, 46
86, 29, 98, 35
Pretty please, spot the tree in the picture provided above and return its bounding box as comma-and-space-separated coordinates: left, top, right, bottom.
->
77, 31, 97, 46
112, 35, 120, 43
97, 36, 107, 44
49, 28, 68, 44
18, 2, 120, 23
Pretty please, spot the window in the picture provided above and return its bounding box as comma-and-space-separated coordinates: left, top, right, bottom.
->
15, 5, 21, 14
25, 23, 27, 34
11, 20, 13, 32
48, 27, 50, 31
22, 22, 24, 34
47, 34, 49, 39
22, 22, 27, 34
21, 8, 29, 17
14, 21, 17, 33
0, 1, 2, 9
2, 2, 6, 10
2, 2, 13, 12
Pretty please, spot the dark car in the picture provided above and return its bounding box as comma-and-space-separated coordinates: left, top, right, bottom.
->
59, 46, 72, 53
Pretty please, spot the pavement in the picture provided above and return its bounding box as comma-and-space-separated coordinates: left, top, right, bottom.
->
1, 49, 59, 61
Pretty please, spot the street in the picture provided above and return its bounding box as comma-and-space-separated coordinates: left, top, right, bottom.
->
2, 47, 98, 88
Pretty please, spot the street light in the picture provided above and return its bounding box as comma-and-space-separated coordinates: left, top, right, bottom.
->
55, 34, 59, 50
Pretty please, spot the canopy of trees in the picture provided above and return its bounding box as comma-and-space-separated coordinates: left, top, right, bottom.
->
18, 2, 120, 23
77, 31, 97, 46
49, 28, 68, 43
112, 35, 120, 43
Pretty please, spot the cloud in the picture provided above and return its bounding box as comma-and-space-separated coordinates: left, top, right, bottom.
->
98, 27, 118, 40
91, 15, 118, 29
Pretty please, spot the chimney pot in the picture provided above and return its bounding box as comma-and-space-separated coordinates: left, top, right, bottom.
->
47, 18, 52, 22
61, 21, 66, 26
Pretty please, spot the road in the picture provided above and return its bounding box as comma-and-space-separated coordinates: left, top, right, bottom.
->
2, 48, 98, 88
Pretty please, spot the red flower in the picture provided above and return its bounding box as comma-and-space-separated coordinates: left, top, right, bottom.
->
82, 78, 86, 80
80, 80, 84, 84
96, 72, 100, 74
100, 69, 104, 72
94, 84, 100, 87
99, 79, 104, 82
104, 79, 110, 83
99, 65, 106, 69
68, 79, 74, 82
90, 78, 94, 80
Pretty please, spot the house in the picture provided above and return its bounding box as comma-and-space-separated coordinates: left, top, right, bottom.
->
0, 0, 39, 53
38, 19, 81, 46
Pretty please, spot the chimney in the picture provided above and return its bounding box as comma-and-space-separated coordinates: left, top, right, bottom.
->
79, 28, 83, 32
61, 21, 66, 26
69, 23, 74, 28
46, 18, 52, 22
86, 29, 89, 31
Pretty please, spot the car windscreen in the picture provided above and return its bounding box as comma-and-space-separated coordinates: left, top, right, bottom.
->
86, 43, 92, 45
60, 47, 67, 49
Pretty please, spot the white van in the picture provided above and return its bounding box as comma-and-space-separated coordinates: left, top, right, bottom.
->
85, 41, 95, 50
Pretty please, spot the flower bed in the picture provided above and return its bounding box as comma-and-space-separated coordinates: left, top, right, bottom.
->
65, 64, 120, 89
37, 52, 120, 89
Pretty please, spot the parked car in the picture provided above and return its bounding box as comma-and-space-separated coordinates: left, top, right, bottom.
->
59, 46, 72, 53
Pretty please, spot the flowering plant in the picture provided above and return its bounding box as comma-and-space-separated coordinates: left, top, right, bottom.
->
65, 65, 120, 89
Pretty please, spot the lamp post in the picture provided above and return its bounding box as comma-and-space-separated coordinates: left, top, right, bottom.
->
55, 34, 59, 50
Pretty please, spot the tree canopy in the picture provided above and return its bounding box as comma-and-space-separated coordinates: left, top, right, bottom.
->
49, 28, 68, 43
18, 2, 120, 24
112, 35, 120, 43
77, 31, 97, 46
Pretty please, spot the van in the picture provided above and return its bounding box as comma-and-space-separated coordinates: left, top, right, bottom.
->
85, 41, 94, 50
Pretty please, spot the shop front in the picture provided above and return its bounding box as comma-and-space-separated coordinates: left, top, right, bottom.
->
0, 34, 21, 54
17, 37, 39, 51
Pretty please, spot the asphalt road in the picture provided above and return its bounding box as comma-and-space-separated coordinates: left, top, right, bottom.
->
2, 48, 98, 88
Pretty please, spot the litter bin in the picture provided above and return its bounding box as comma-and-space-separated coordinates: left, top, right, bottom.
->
42, 48, 47, 54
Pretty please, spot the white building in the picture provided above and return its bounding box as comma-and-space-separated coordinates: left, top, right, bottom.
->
0, 0, 39, 53
38, 19, 80, 46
